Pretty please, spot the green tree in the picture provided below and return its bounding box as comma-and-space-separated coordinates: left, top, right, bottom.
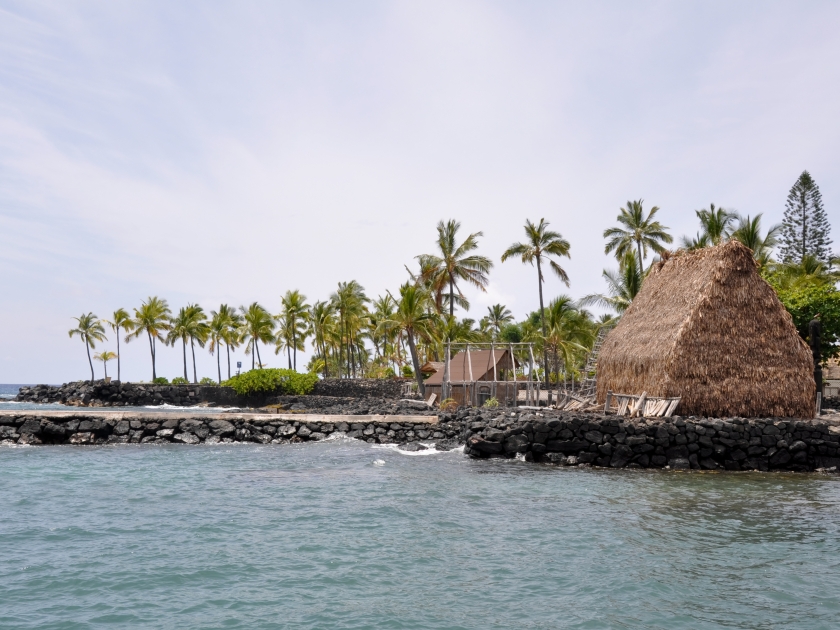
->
580, 251, 644, 313
779, 170, 833, 263
331, 281, 369, 378
730, 213, 781, 267
680, 204, 736, 249
168, 307, 193, 381
774, 283, 840, 361
128, 297, 171, 381
604, 199, 672, 265
278, 290, 310, 371
310, 300, 338, 378
184, 304, 209, 383
544, 296, 592, 386
68, 313, 107, 382
502, 218, 571, 375
208, 307, 232, 384
483, 304, 513, 339
417, 219, 493, 318
214, 304, 242, 380
382, 283, 436, 396
104, 308, 135, 382
94, 350, 118, 379
240, 302, 275, 370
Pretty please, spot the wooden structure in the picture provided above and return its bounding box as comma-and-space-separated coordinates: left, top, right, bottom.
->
596, 241, 815, 418
424, 343, 540, 407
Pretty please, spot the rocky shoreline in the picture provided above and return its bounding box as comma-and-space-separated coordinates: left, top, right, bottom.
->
0, 410, 461, 450
4, 401, 840, 473
464, 411, 840, 472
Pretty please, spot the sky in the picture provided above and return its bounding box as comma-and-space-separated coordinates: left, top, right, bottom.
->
0, 0, 838, 384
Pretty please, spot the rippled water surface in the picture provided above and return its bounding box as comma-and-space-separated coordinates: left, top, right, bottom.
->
2, 441, 839, 629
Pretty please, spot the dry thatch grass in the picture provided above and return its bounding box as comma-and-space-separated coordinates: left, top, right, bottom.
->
596, 241, 814, 418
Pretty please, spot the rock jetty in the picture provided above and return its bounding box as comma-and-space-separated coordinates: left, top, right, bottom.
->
464, 412, 840, 472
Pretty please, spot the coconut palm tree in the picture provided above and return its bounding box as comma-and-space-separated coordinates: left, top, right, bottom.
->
94, 350, 118, 379
310, 300, 338, 378
240, 302, 275, 370
279, 290, 310, 371
381, 283, 435, 395
69, 313, 107, 382
128, 297, 171, 381
208, 307, 232, 384
331, 281, 369, 378
580, 251, 644, 314
416, 219, 493, 318
483, 304, 513, 339
604, 199, 672, 265
369, 295, 397, 362
212, 304, 242, 380
167, 307, 193, 381
103, 308, 134, 382
502, 218, 571, 374
767, 254, 840, 291
729, 213, 781, 267
185, 304, 209, 383
680, 204, 736, 250
544, 296, 592, 389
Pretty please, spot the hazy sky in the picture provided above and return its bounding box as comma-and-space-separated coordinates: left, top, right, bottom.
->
1, 1, 838, 383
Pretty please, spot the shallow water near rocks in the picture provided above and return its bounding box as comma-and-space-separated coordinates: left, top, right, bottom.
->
2, 441, 840, 629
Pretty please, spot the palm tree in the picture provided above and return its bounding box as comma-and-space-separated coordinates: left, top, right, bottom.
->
279, 290, 310, 371
331, 281, 369, 378
416, 219, 493, 318
680, 204, 736, 250
604, 199, 673, 265
240, 302, 275, 370
382, 283, 435, 396
502, 218, 571, 374
167, 307, 193, 381
580, 251, 644, 314
484, 304, 513, 339
104, 308, 134, 382
211, 304, 242, 380
184, 304, 209, 383
767, 254, 840, 291
208, 308, 231, 384
94, 350, 118, 379
310, 300, 338, 378
729, 213, 781, 267
128, 296, 171, 381
544, 296, 592, 390
369, 295, 397, 363
69, 313, 107, 382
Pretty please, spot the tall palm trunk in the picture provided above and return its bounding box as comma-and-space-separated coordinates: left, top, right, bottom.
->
147, 330, 156, 380
536, 256, 548, 386
406, 329, 425, 396
116, 326, 121, 382
226, 343, 231, 379
293, 330, 297, 371
636, 240, 643, 269
190, 337, 197, 383
103, 361, 108, 379
287, 345, 292, 370
251, 339, 256, 369
217, 343, 222, 384
449, 277, 454, 319
182, 338, 188, 380
255, 339, 262, 368
86, 339, 95, 383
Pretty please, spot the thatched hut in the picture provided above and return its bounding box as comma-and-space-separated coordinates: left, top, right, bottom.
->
596, 241, 815, 418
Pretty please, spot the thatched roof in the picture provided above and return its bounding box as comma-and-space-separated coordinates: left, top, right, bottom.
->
596, 241, 815, 418
420, 361, 444, 375
425, 349, 513, 385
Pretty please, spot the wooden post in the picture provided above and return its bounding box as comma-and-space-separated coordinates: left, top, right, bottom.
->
466, 344, 474, 406
443, 342, 451, 401
528, 344, 537, 406
604, 390, 612, 414
509, 342, 515, 407
490, 343, 497, 402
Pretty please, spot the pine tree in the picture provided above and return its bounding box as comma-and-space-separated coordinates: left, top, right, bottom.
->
779, 171, 832, 262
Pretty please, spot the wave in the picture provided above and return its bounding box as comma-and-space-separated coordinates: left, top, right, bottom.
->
371, 442, 463, 457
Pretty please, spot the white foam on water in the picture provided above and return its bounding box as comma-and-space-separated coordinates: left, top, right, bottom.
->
371, 442, 455, 457
373, 459, 386, 466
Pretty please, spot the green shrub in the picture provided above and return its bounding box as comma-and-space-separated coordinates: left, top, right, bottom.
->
402, 365, 414, 377
775, 283, 840, 361
199, 377, 216, 385
171, 376, 189, 385
222, 368, 318, 397
152, 377, 169, 385
482, 397, 499, 408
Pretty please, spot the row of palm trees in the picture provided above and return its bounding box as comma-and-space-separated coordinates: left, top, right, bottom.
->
69, 207, 835, 386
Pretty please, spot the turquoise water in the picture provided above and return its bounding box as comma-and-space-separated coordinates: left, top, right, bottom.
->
2, 441, 839, 629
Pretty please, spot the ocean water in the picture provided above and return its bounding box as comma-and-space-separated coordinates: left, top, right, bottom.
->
1, 441, 839, 629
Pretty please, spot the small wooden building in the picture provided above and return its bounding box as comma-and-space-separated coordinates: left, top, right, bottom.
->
424, 348, 517, 406
596, 241, 815, 418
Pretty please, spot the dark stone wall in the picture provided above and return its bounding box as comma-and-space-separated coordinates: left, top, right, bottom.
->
0, 412, 462, 449
311, 378, 406, 399
16, 382, 238, 407
464, 413, 840, 472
